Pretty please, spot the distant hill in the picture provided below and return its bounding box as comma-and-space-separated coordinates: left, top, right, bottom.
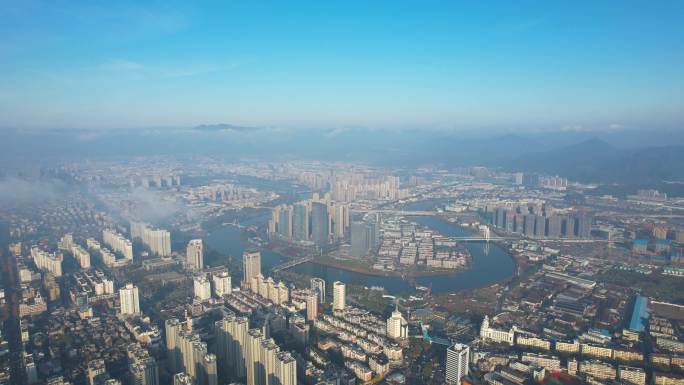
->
510, 138, 684, 183
194, 123, 260, 132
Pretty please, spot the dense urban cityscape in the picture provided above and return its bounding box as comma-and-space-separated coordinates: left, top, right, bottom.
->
3, 2, 684, 385
1, 157, 684, 385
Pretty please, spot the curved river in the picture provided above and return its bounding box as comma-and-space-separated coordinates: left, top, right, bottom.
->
205, 201, 515, 295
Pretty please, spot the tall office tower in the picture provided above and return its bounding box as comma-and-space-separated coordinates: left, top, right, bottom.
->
186, 239, 203, 271
193, 275, 211, 301
173, 373, 193, 385
127, 343, 159, 385
386, 310, 408, 340
119, 283, 140, 315
310, 202, 329, 247
198, 354, 217, 385
534, 215, 546, 238
242, 251, 261, 291
215, 312, 249, 380
292, 203, 309, 241
310, 278, 326, 303
165, 319, 182, 374
306, 291, 318, 321
211, 271, 231, 297
246, 329, 265, 385
275, 352, 297, 385
277, 206, 293, 240
446, 343, 470, 384
332, 281, 346, 311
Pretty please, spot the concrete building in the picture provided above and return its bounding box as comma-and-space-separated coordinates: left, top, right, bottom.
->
386, 310, 408, 340
310, 277, 326, 303
119, 283, 140, 316
243, 251, 261, 291
306, 291, 318, 321
446, 343, 470, 385
332, 281, 346, 311
193, 275, 211, 301
211, 271, 231, 297
186, 239, 203, 271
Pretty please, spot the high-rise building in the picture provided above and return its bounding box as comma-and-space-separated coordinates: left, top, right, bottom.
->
275, 352, 297, 385
310, 202, 329, 247
310, 277, 326, 303
127, 343, 159, 385
130, 222, 171, 256
292, 203, 309, 241
523, 214, 536, 237
243, 251, 261, 291
211, 271, 231, 297
306, 291, 318, 321
165, 319, 183, 374
186, 239, 203, 271
119, 283, 140, 315
386, 310, 408, 340
30, 246, 63, 277
350, 222, 371, 258
277, 206, 293, 240
246, 329, 265, 385
563, 217, 577, 239
103, 229, 134, 260
198, 353, 217, 385
194, 275, 211, 301
547, 216, 562, 239
446, 343, 470, 384
534, 215, 546, 238
577, 215, 592, 239
215, 312, 249, 380
333, 281, 346, 311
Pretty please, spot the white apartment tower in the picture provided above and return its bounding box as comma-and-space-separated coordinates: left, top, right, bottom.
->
186, 239, 204, 271
119, 283, 140, 315
211, 271, 231, 297
332, 281, 346, 311
193, 275, 211, 301
446, 343, 470, 384
386, 309, 408, 340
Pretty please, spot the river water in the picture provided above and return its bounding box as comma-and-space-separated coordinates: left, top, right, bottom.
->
205, 215, 515, 295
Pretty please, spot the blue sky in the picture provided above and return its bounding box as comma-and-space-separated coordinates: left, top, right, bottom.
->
1, 1, 683, 131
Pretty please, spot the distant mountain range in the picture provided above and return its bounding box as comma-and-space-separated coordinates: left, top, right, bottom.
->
194, 123, 260, 132
2, 125, 684, 186
509, 138, 684, 183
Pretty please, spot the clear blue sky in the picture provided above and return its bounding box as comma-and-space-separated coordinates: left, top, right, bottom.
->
1, 1, 683, 131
